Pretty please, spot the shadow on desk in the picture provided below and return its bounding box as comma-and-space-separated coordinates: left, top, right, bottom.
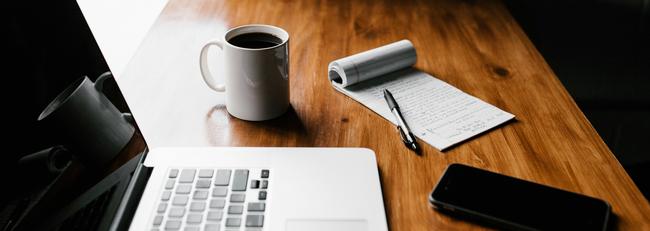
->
206, 105, 308, 146
432, 205, 619, 231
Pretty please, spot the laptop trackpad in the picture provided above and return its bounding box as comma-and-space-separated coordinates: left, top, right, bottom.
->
286, 219, 368, 231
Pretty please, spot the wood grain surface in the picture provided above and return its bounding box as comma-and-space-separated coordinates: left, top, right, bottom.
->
117, 0, 650, 229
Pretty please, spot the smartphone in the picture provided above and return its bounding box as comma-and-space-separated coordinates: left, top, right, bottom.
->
429, 164, 611, 231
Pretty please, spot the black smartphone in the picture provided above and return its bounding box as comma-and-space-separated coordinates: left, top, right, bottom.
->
429, 164, 611, 231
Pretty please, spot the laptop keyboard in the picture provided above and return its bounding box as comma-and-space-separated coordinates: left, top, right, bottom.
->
151, 168, 269, 231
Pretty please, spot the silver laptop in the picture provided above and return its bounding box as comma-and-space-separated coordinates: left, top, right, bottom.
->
130, 147, 386, 231
3, 0, 387, 230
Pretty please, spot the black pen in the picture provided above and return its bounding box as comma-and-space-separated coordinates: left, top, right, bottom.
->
383, 89, 419, 152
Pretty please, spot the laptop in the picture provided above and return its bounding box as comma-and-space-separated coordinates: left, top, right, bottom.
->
3, 0, 388, 230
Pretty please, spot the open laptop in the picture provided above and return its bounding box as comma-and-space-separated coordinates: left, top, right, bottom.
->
3, 0, 388, 230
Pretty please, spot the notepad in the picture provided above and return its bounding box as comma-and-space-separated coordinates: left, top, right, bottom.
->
328, 40, 515, 150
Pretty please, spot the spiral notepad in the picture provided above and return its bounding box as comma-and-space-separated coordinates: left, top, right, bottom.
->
328, 40, 514, 150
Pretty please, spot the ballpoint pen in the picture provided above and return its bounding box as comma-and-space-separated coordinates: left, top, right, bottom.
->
383, 89, 419, 152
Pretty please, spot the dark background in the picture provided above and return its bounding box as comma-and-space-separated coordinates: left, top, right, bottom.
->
505, 0, 650, 200
1, 1, 137, 228
1, 0, 127, 198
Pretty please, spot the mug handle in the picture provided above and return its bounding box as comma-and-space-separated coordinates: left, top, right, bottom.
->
94, 71, 113, 92
93, 72, 135, 126
199, 40, 226, 92
122, 112, 134, 124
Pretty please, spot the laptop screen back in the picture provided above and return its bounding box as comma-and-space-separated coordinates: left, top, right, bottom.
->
2, 0, 157, 229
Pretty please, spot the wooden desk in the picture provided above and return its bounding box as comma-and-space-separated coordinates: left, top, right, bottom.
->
117, 0, 650, 229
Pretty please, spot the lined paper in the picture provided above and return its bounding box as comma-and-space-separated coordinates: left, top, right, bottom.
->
333, 68, 514, 150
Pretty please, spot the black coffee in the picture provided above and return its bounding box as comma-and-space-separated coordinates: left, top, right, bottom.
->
228, 32, 282, 49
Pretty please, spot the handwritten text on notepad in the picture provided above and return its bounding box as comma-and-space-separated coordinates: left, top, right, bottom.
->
337, 69, 514, 150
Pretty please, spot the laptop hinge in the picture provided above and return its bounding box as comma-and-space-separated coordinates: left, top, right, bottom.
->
109, 149, 152, 231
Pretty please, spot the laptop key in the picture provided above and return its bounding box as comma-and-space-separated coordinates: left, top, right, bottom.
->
212, 187, 228, 197
246, 215, 264, 227
193, 190, 208, 200
164, 220, 181, 230
199, 169, 214, 178
157, 203, 167, 213
228, 205, 244, 214
247, 202, 265, 211
204, 224, 220, 231
179, 169, 196, 183
230, 193, 245, 202
176, 184, 191, 194
232, 170, 249, 191
261, 169, 269, 178
169, 207, 185, 217
207, 211, 223, 221
196, 179, 211, 188
261, 180, 268, 189
165, 179, 175, 189
258, 191, 267, 200
184, 227, 199, 231
161, 191, 172, 201
226, 218, 241, 227
250, 180, 260, 189
190, 201, 206, 212
153, 215, 163, 225
186, 213, 203, 223
214, 170, 232, 186
169, 169, 179, 178
209, 199, 226, 208
172, 195, 189, 206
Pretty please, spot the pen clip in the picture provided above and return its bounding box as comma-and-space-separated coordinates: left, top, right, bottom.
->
397, 126, 419, 152
396, 126, 409, 144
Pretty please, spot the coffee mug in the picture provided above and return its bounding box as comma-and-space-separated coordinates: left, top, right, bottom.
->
199, 24, 290, 121
38, 72, 135, 167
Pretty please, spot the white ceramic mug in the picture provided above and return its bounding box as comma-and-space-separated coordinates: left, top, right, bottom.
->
199, 24, 290, 121
38, 72, 135, 167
